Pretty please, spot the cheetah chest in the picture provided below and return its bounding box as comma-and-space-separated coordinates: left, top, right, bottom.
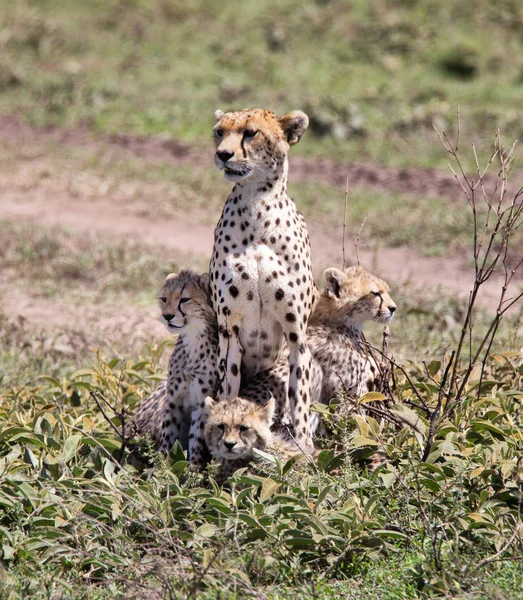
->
210, 193, 314, 377
217, 244, 291, 375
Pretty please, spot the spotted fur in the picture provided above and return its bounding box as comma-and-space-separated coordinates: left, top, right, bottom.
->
308, 265, 397, 402
133, 270, 218, 466
209, 107, 317, 450
203, 395, 305, 482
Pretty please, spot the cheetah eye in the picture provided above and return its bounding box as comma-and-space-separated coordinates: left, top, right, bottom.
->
239, 425, 250, 432
158, 297, 167, 303
215, 129, 224, 138
371, 291, 381, 297
244, 129, 258, 139
217, 423, 226, 431
179, 297, 192, 304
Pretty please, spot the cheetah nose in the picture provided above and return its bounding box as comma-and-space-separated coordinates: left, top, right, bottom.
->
163, 314, 174, 322
216, 150, 234, 163
224, 440, 237, 450
389, 306, 396, 314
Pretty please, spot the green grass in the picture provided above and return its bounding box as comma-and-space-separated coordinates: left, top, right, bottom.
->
1, 0, 523, 168
0, 220, 186, 303
291, 181, 480, 257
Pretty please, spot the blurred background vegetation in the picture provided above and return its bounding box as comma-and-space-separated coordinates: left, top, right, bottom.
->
1, 0, 523, 167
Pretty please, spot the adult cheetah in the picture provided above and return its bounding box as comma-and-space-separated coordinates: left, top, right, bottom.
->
209, 107, 316, 450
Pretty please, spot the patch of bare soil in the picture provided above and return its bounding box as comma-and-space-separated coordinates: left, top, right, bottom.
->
1, 291, 169, 355
1, 114, 514, 200
0, 115, 519, 347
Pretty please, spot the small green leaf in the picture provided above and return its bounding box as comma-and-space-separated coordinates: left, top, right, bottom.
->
390, 405, 427, 435
61, 435, 82, 463
350, 435, 379, 448
428, 360, 441, 377
374, 529, 409, 541
359, 392, 386, 403
197, 524, 217, 538
260, 478, 281, 502
71, 369, 95, 379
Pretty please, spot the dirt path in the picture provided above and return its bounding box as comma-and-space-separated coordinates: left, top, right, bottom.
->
0, 115, 519, 345
0, 115, 510, 200
3, 289, 169, 354
1, 190, 510, 312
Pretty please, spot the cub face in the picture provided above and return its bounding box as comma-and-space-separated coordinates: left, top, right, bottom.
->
322, 266, 397, 325
158, 270, 213, 331
213, 107, 309, 182
204, 396, 276, 461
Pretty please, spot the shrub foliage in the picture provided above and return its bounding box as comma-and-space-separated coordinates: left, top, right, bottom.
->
0, 344, 521, 599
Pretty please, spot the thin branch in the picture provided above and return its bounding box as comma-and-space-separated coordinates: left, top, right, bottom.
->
353, 216, 368, 267
342, 175, 349, 269
472, 518, 520, 572
422, 351, 455, 461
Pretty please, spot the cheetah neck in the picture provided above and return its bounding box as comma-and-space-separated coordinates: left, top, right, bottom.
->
310, 299, 364, 338
180, 319, 217, 358
230, 158, 289, 208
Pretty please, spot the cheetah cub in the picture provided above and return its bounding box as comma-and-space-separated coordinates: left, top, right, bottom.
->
308, 265, 396, 403
204, 395, 305, 482
133, 270, 218, 466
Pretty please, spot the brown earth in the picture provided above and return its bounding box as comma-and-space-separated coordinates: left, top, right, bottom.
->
0, 114, 512, 200
0, 115, 520, 351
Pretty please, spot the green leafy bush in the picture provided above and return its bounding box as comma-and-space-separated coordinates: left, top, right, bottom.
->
1, 345, 521, 599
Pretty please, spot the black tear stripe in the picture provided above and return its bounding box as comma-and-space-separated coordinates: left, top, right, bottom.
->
178, 283, 188, 317
240, 133, 248, 159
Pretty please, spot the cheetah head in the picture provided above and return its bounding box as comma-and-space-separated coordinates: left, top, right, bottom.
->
213, 108, 309, 182
158, 270, 214, 332
203, 395, 276, 461
321, 265, 397, 326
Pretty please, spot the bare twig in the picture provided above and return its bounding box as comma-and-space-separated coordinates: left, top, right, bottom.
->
422, 351, 455, 462
342, 175, 349, 269
472, 517, 521, 572
361, 340, 430, 412
353, 216, 368, 267
90, 389, 132, 462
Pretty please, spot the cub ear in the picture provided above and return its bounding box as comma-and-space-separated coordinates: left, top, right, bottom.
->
165, 272, 178, 282
199, 272, 210, 292
323, 268, 346, 299
215, 109, 225, 121
204, 396, 218, 414
279, 110, 309, 145
263, 395, 276, 424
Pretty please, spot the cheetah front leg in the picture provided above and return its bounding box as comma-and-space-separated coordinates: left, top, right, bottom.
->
286, 331, 313, 451
216, 318, 243, 400
187, 379, 210, 467
188, 408, 208, 467
159, 387, 185, 455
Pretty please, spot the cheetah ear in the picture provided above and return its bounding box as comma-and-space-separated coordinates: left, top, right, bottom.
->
199, 272, 210, 292
323, 268, 346, 299
279, 110, 309, 145
165, 272, 178, 282
204, 396, 218, 414
263, 395, 276, 424
215, 109, 225, 121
